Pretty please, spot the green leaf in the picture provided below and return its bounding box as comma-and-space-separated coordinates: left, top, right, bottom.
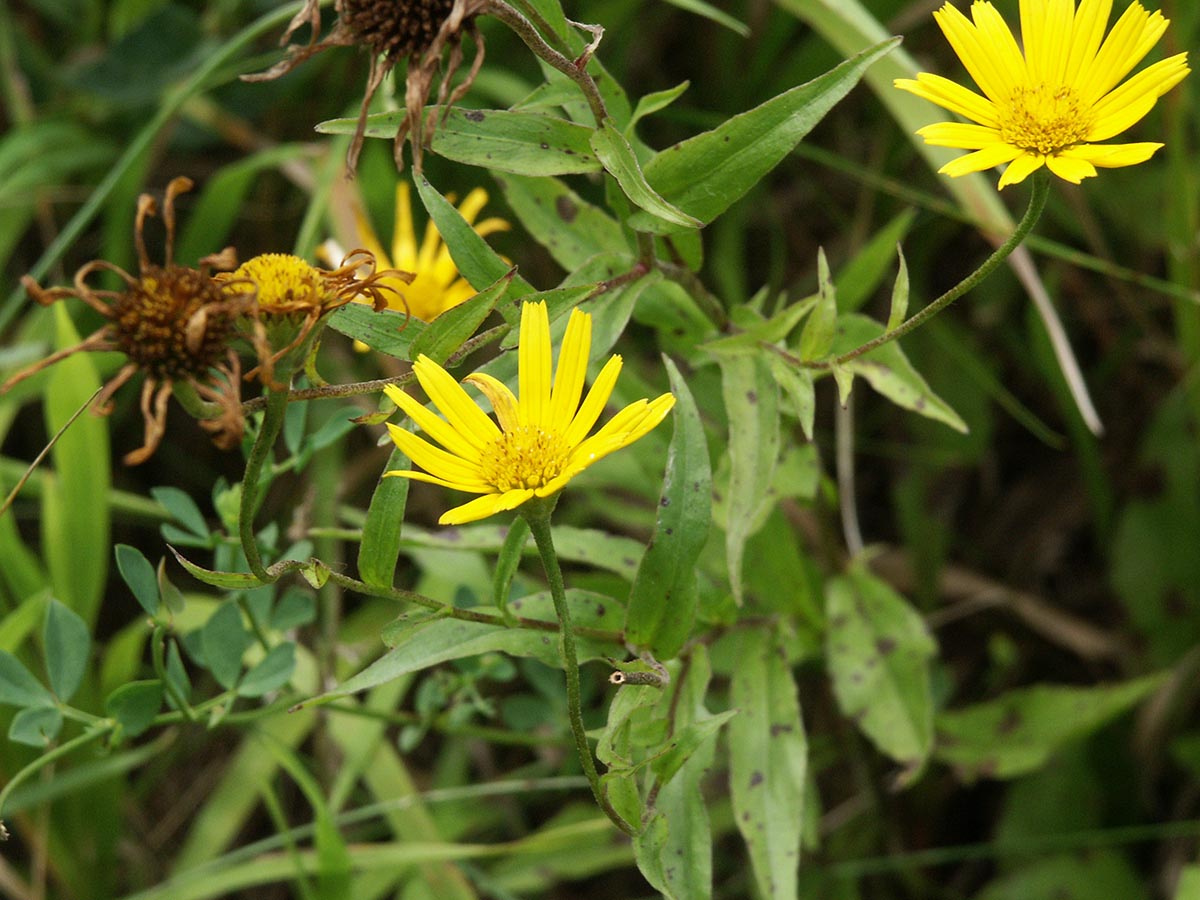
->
44, 598, 90, 702
43, 303, 109, 626
650, 710, 738, 788
886, 246, 910, 332
415, 176, 537, 296
797, 248, 837, 361
662, 0, 749, 35
115, 544, 161, 616
493, 517, 530, 613
317, 106, 602, 176
590, 119, 702, 230
826, 566, 936, 765
151, 486, 210, 540
409, 268, 514, 364
636, 644, 718, 900
835, 209, 915, 313
596, 683, 660, 827
626, 38, 900, 232
326, 303, 422, 359
625, 358, 712, 658
169, 546, 267, 590
271, 589, 316, 631
493, 172, 629, 272
310, 591, 622, 704
768, 355, 816, 440
935, 674, 1166, 780
628, 81, 691, 132
8, 705, 63, 746
1175, 865, 1200, 900
718, 354, 780, 604
202, 601, 251, 690
357, 446, 411, 589
830, 314, 969, 433
237, 643, 296, 698
730, 628, 807, 900
0, 649, 55, 708
106, 680, 163, 738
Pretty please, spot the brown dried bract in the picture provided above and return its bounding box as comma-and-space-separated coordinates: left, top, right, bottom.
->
4, 177, 251, 465
242, 0, 489, 173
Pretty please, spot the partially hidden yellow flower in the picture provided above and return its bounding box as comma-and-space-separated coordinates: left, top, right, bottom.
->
895, 0, 1189, 188
383, 301, 676, 525
324, 181, 508, 323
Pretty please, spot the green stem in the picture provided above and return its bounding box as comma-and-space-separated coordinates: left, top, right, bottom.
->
0, 727, 109, 830
239, 388, 290, 581
152, 627, 197, 722
522, 500, 636, 836
813, 169, 1050, 368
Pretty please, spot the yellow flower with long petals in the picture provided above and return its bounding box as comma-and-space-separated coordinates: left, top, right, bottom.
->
383, 301, 676, 525
895, 0, 1189, 188
327, 181, 508, 323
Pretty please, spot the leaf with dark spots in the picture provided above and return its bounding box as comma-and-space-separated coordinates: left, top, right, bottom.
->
464, 109, 485, 122
875, 637, 897, 656
749, 771, 764, 788
555, 195, 578, 223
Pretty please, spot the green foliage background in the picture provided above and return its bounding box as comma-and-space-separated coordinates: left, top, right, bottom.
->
1, 0, 1199, 898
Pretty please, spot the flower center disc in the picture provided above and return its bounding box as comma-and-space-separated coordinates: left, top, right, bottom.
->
998, 84, 1092, 155
342, 0, 456, 60
230, 253, 327, 315
480, 425, 570, 492
112, 266, 234, 378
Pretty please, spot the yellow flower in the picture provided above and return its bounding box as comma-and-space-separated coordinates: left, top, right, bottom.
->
325, 181, 508, 323
895, 0, 1189, 188
383, 301, 676, 525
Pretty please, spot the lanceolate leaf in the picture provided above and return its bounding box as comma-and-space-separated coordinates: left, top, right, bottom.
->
409, 268, 514, 364
307, 591, 622, 705
415, 176, 536, 296
327, 304, 422, 359
625, 357, 712, 659
935, 674, 1166, 780
626, 38, 900, 232
730, 628, 807, 900
357, 446, 411, 589
590, 119, 702, 230
0, 649, 55, 709
718, 353, 780, 604
826, 566, 936, 765
317, 106, 602, 176
830, 314, 968, 433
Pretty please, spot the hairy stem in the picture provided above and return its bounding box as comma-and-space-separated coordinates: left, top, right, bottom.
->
239, 387, 290, 581
522, 500, 636, 835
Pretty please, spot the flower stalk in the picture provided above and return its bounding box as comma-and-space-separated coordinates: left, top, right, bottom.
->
522, 498, 636, 835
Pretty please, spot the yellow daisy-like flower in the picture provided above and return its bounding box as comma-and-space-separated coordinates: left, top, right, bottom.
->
383, 301, 676, 525
327, 181, 508, 323
895, 0, 1190, 188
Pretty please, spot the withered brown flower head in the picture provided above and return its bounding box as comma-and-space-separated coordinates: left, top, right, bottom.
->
220, 251, 411, 387
3, 177, 250, 465
243, 0, 487, 173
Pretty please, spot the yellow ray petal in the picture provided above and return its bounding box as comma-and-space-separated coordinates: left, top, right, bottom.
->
352, 204, 391, 270
938, 142, 1024, 177
549, 308, 592, 427
1080, 4, 1165, 104
385, 468, 490, 493
456, 188, 490, 227
894, 73, 999, 127
1088, 54, 1190, 140
916, 122, 1003, 149
518, 301, 552, 428
933, 3, 1014, 102
997, 151, 1046, 188
463, 372, 520, 432
440, 488, 534, 525
1061, 141, 1162, 167
392, 182, 419, 269
413, 355, 502, 448
384, 383, 481, 462
562, 353, 623, 449
969, 1, 1029, 88
386, 423, 487, 485
1064, 0, 1114, 86
1046, 154, 1098, 183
